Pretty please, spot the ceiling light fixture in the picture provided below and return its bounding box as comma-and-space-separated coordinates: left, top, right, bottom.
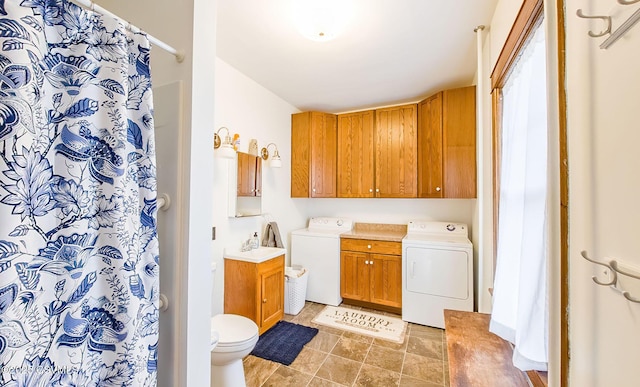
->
294, 0, 352, 42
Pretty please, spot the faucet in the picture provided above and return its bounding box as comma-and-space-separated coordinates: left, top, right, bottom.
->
241, 239, 252, 252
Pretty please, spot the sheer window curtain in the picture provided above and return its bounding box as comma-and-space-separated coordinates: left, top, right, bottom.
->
490, 21, 549, 371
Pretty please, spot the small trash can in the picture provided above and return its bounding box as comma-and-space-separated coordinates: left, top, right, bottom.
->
284, 266, 308, 315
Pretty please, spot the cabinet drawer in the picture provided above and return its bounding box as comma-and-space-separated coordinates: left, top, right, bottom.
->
341, 238, 402, 255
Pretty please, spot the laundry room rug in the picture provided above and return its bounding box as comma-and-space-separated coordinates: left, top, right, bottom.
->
312, 305, 407, 343
250, 321, 318, 366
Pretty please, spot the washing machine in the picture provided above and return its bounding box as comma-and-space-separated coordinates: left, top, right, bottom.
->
291, 217, 353, 306
402, 221, 474, 329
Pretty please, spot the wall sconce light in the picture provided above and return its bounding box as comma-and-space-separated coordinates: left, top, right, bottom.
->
214, 127, 236, 159
261, 143, 282, 168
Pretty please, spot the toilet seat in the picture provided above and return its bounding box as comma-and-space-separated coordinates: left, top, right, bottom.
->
211, 314, 259, 352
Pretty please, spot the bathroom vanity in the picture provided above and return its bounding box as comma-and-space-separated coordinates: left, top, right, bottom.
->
223, 247, 285, 334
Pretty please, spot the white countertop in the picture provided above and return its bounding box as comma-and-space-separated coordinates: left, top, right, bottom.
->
223, 246, 286, 263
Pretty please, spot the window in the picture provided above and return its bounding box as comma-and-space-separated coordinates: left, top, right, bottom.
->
489, 0, 549, 372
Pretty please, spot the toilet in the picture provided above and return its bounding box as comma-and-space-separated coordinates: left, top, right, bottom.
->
210, 263, 260, 387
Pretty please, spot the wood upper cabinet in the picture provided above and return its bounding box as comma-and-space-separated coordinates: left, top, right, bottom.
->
223, 255, 284, 334
340, 238, 402, 311
291, 111, 337, 198
237, 152, 262, 197
337, 111, 375, 197
375, 104, 418, 198
418, 94, 444, 198
418, 86, 477, 198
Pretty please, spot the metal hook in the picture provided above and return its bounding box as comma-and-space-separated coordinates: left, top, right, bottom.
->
610, 260, 640, 281
580, 250, 617, 286
618, 0, 640, 5
621, 291, 640, 303
576, 9, 612, 38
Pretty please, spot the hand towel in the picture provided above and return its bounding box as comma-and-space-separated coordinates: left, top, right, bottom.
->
261, 221, 284, 248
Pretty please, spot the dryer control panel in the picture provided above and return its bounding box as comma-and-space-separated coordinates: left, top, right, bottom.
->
407, 221, 468, 237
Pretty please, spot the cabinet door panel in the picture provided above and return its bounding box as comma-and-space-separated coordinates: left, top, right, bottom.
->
443, 86, 477, 198
310, 112, 337, 197
291, 113, 311, 197
369, 254, 402, 308
341, 251, 369, 301
418, 94, 444, 198
260, 264, 284, 331
337, 111, 375, 197
237, 152, 257, 197
375, 105, 417, 198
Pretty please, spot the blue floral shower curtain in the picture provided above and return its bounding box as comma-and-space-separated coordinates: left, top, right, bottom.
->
0, 1, 159, 386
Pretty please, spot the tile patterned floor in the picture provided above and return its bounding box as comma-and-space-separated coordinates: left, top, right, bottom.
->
243, 302, 450, 387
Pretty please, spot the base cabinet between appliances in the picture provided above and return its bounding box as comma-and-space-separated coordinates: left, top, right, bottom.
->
224, 255, 284, 334
340, 239, 402, 313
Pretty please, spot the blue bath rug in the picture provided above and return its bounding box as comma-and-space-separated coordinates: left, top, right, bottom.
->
250, 321, 318, 365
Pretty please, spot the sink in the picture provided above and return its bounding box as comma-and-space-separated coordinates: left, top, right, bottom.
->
223, 246, 286, 263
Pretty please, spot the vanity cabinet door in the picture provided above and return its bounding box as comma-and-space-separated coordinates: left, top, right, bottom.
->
259, 258, 284, 333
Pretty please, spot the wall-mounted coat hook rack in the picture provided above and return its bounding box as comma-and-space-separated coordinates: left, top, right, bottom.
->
576, 9, 612, 37
581, 250, 640, 303
580, 250, 616, 286
610, 261, 640, 303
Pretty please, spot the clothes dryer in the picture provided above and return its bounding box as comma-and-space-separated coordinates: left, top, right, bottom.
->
402, 221, 474, 328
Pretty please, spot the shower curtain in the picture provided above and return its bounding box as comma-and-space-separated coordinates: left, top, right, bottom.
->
0, 1, 159, 386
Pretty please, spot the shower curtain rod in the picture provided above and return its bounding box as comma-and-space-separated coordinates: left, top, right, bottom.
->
70, 0, 185, 62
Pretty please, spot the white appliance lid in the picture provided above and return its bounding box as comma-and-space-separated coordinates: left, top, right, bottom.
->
307, 217, 353, 232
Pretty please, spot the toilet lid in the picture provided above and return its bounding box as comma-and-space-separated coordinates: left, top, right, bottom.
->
211, 314, 258, 345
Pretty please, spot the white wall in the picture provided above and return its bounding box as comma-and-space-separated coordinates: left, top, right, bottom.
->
566, 0, 640, 386
212, 58, 299, 315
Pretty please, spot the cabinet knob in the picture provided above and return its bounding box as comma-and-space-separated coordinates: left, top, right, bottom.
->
367, 244, 372, 249
312, 188, 316, 193
365, 260, 369, 264
263, 298, 267, 303
375, 188, 380, 193
436, 187, 441, 192
369, 188, 373, 193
